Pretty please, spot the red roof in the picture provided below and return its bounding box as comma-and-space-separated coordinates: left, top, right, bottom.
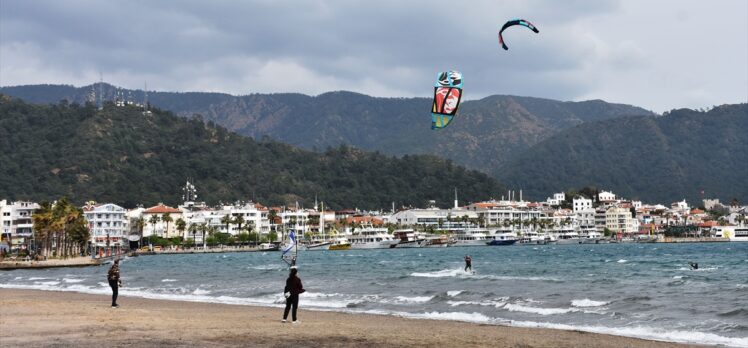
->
144, 203, 181, 214
690, 208, 705, 215
699, 221, 718, 227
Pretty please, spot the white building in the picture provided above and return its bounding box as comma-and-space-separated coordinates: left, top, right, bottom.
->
572, 197, 592, 213
465, 201, 542, 229
391, 208, 450, 226
605, 207, 638, 234
83, 203, 129, 247
142, 203, 183, 238
0, 200, 39, 247
547, 192, 566, 206
598, 191, 616, 203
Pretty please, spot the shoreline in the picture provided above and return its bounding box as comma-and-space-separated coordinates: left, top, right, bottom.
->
0, 288, 705, 348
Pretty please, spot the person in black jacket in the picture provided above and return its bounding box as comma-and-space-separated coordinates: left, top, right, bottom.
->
282, 266, 305, 323
107, 259, 122, 308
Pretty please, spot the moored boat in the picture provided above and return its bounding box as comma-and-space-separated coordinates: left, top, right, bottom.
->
348, 227, 398, 249
486, 232, 518, 246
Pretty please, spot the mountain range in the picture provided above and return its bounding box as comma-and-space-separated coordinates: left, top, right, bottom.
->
0, 84, 653, 175
0, 95, 503, 209
2, 84, 745, 205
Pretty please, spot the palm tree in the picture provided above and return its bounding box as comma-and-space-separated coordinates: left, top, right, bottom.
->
32, 202, 54, 258
221, 214, 232, 234
148, 214, 160, 239
189, 224, 198, 248
268, 209, 278, 233
162, 213, 173, 238
135, 217, 145, 249
233, 215, 245, 233
175, 218, 186, 240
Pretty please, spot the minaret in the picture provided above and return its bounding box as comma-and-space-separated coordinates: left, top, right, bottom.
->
454, 188, 458, 209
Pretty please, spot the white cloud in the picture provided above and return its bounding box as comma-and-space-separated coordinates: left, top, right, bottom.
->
1, 0, 745, 112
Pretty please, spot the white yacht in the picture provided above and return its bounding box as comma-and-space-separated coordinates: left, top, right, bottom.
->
712, 226, 748, 242
423, 234, 455, 247
555, 230, 581, 244
580, 231, 604, 244
518, 231, 553, 245
348, 227, 399, 249
450, 228, 490, 247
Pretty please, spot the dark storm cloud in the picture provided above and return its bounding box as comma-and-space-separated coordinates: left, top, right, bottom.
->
1, 0, 746, 111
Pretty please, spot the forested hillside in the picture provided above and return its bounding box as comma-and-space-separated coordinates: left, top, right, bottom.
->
0, 95, 504, 209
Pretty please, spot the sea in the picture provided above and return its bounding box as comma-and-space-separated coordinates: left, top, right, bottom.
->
2, 242, 747, 347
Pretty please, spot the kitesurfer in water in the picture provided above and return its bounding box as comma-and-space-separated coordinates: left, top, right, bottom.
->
689, 262, 699, 270
282, 266, 305, 324
464, 255, 472, 272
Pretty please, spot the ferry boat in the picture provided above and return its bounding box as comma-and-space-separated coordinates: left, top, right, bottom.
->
348, 227, 399, 249
450, 228, 490, 247
712, 226, 748, 242
486, 232, 518, 246
393, 229, 427, 248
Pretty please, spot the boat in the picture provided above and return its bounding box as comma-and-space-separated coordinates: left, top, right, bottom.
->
580, 231, 603, 244
258, 242, 279, 251
486, 232, 518, 246
393, 229, 428, 248
555, 230, 581, 244
423, 234, 454, 247
518, 231, 553, 245
348, 226, 399, 249
729, 227, 748, 241
328, 237, 351, 250
450, 228, 490, 247
301, 241, 332, 251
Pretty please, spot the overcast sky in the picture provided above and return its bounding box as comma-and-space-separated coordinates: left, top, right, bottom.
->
1, 0, 746, 112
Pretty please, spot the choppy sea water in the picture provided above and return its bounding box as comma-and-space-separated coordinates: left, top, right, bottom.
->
2, 243, 747, 347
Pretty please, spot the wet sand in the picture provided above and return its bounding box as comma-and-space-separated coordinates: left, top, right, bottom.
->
0, 289, 703, 348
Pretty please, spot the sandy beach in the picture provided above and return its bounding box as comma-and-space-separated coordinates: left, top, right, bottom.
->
0, 289, 703, 348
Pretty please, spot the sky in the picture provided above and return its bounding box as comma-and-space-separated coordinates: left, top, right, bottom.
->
1, 0, 746, 112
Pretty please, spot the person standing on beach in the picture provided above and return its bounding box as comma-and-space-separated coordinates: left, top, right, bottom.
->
464, 255, 472, 272
107, 259, 122, 308
282, 266, 305, 323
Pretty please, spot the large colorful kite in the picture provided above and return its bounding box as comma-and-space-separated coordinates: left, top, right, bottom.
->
431, 70, 463, 130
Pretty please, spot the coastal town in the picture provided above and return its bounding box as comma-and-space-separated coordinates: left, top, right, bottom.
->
1, 181, 746, 262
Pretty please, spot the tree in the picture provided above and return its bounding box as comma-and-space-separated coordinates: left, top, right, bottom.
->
221, 214, 232, 234
233, 214, 245, 233
175, 218, 186, 239
148, 214, 160, 237
162, 213, 173, 238
135, 217, 145, 248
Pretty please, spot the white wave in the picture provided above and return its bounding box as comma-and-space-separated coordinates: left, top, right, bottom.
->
62, 278, 85, 283
447, 290, 463, 297
406, 311, 493, 324
571, 299, 608, 307
250, 264, 281, 270
14, 277, 23, 280
35, 281, 60, 286
410, 269, 558, 282
673, 276, 684, 280
504, 303, 578, 315
192, 289, 211, 295
617, 259, 628, 263
393, 295, 433, 304
447, 300, 507, 308
510, 320, 748, 347
410, 269, 471, 278
161, 279, 178, 282
28, 277, 48, 280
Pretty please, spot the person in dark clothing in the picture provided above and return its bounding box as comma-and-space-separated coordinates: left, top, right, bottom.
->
108, 259, 122, 308
464, 255, 472, 272
689, 262, 699, 270
282, 266, 305, 323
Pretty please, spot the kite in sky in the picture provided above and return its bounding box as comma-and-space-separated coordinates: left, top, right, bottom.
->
431, 70, 463, 130
498, 19, 539, 50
